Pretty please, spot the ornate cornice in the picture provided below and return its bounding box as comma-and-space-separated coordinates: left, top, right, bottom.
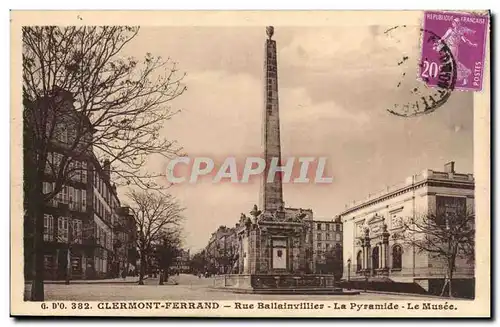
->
340, 177, 474, 217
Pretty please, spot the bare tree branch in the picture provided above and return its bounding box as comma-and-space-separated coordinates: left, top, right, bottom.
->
126, 189, 184, 284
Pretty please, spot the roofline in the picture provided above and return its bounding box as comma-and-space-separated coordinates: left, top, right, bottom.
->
338, 176, 474, 217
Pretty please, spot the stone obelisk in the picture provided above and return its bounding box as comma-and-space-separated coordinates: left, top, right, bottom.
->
260, 26, 284, 213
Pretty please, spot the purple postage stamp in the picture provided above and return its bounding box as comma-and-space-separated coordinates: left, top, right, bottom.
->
421, 11, 489, 91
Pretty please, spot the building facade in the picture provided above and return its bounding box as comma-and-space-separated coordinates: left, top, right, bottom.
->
309, 218, 343, 274
340, 162, 474, 292
114, 206, 138, 276
172, 249, 191, 273
24, 88, 136, 280
205, 225, 237, 274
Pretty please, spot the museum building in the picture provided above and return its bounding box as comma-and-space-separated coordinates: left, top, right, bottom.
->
339, 161, 475, 293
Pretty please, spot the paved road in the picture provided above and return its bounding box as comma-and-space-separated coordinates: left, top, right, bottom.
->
24, 274, 442, 301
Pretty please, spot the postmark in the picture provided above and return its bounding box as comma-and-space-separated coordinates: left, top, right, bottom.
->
386, 27, 457, 117
421, 11, 489, 91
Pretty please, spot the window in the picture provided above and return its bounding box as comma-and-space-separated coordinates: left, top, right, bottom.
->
321, 223, 326, 230
317, 233, 322, 241
326, 243, 330, 250
59, 126, 68, 143
42, 182, 51, 195
317, 242, 321, 250
45, 153, 53, 174
339, 224, 342, 232
43, 214, 54, 241
96, 227, 100, 245
61, 185, 68, 204
326, 224, 330, 231
335, 233, 341, 241
81, 161, 87, 183
81, 190, 87, 212
107, 232, 112, 250
392, 245, 403, 269
69, 187, 75, 210
74, 189, 80, 211
57, 217, 69, 242
316, 223, 321, 230
326, 233, 330, 240
68, 161, 75, 180
72, 219, 83, 244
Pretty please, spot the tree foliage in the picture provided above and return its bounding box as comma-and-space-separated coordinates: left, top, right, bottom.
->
189, 250, 208, 274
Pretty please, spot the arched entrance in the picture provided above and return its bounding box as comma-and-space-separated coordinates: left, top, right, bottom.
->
372, 246, 379, 270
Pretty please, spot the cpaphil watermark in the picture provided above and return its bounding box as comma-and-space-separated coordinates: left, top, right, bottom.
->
165, 156, 334, 184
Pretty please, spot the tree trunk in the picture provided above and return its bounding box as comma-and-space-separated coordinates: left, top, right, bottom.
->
448, 267, 453, 298
448, 257, 455, 298
30, 176, 45, 301
159, 269, 164, 285
138, 253, 145, 285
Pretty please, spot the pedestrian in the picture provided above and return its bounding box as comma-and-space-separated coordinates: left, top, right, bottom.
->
121, 269, 127, 280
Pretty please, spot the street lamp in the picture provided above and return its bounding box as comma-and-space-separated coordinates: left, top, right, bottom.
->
347, 258, 351, 282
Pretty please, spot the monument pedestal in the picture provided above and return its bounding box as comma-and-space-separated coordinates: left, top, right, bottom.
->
239, 213, 307, 276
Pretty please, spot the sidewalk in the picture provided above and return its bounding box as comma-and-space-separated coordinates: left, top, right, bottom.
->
351, 289, 471, 300
26, 276, 144, 285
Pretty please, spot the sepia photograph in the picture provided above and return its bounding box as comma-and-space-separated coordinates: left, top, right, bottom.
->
10, 10, 491, 317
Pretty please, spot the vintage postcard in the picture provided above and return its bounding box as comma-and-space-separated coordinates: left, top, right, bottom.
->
10, 10, 491, 318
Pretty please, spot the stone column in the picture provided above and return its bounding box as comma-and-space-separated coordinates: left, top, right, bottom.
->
382, 222, 390, 272
260, 26, 284, 212
380, 243, 385, 269
379, 244, 383, 269
365, 245, 371, 272
363, 228, 371, 273
361, 242, 366, 270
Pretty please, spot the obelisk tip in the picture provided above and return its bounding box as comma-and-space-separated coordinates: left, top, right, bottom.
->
266, 26, 274, 39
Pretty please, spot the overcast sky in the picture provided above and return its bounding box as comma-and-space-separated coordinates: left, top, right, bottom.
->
119, 26, 473, 252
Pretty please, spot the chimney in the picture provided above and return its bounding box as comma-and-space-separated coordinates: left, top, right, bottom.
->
103, 159, 111, 179
444, 161, 455, 173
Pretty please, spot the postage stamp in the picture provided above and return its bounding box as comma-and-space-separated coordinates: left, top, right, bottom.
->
421, 11, 489, 91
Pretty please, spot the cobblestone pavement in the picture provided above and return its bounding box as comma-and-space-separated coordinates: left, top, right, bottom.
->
24, 274, 446, 301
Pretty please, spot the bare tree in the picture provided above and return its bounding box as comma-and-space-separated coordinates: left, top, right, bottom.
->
394, 207, 475, 297
23, 26, 186, 300
127, 190, 184, 285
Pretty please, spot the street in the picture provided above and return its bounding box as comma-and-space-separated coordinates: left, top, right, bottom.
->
25, 274, 444, 301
